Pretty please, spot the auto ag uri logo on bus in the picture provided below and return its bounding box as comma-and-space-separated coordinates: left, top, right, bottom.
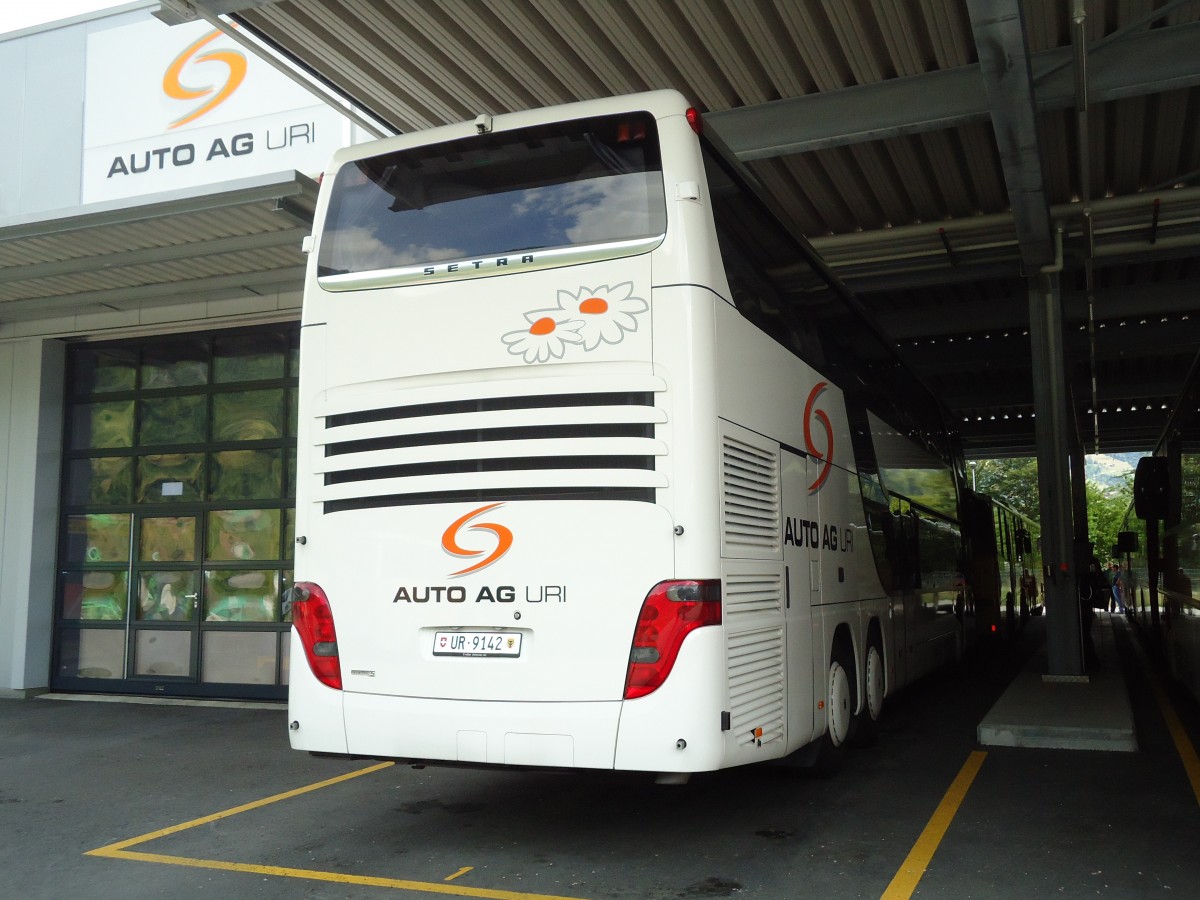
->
163, 29, 247, 129
804, 381, 834, 493
441, 503, 514, 577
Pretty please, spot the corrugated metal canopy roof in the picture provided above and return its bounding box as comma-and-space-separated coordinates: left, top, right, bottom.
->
102, 3, 1200, 453
0, 171, 318, 323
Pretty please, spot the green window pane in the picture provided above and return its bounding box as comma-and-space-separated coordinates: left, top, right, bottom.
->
283, 508, 295, 561
71, 400, 135, 449
137, 571, 198, 621
72, 348, 137, 395
285, 448, 296, 498
213, 333, 286, 383
210, 449, 282, 501
207, 508, 281, 561
137, 453, 204, 503
282, 569, 293, 622
64, 514, 132, 564
67, 456, 133, 505
61, 570, 129, 620
140, 394, 206, 445
204, 569, 279, 621
287, 387, 299, 437
140, 516, 197, 562
212, 389, 283, 441
288, 340, 300, 377
142, 340, 209, 389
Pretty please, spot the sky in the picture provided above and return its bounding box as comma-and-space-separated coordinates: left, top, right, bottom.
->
0, 1, 125, 37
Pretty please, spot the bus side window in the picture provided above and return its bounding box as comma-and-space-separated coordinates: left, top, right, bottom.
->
890, 500, 920, 590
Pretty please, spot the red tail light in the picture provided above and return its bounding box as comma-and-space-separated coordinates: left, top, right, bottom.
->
686, 107, 703, 135
624, 580, 721, 699
615, 121, 647, 143
289, 581, 342, 690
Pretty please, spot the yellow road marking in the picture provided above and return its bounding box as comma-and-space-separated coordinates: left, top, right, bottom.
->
85, 760, 587, 900
88, 761, 395, 854
1145, 655, 1200, 806
90, 850, 582, 899
881, 750, 987, 900
447, 866, 475, 881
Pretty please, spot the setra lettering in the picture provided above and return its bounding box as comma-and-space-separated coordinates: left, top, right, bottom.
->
421, 255, 535, 277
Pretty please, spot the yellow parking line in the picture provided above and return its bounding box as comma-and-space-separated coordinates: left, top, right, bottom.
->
1146, 662, 1200, 806
85, 760, 587, 900
88, 761, 395, 854
881, 750, 987, 900
447, 866, 476, 881
1123, 621, 1200, 806
92, 850, 584, 899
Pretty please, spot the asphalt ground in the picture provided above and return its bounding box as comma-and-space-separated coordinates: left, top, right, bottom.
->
3, 614, 1199, 900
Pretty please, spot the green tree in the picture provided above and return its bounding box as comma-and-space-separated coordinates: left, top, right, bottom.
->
968, 456, 1133, 561
970, 457, 1039, 520
1087, 478, 1133, 562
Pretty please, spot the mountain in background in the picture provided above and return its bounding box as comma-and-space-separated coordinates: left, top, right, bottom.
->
1086, 452, 1144, 492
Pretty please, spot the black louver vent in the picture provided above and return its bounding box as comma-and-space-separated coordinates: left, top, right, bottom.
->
315, 389, 666, 512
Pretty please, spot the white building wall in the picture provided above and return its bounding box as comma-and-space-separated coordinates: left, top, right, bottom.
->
0, 289, 303, 344
1, 2, 355, 218
0, 338, 64, 696
0, 6, 153, 218
0, 2, 346, 696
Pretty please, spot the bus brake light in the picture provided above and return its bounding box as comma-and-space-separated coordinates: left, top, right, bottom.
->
289, 581, 342, 690
624, 580, 721, 699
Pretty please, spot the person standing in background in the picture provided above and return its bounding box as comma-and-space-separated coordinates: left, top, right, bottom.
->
1109, 562, 1125, 614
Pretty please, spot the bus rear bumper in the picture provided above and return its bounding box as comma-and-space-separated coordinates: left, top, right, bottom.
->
341, 693, 624, 769
288, 630, 733, 774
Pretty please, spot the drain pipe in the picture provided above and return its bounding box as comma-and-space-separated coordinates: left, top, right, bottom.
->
1073, 0, 1100, 454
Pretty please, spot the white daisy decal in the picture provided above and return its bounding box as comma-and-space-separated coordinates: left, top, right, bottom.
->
556, 282, 648, 350
501, 310, 585, 364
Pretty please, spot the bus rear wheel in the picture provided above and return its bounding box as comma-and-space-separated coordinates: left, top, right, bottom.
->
813, 650, 854, 774
851, 638, 884, 747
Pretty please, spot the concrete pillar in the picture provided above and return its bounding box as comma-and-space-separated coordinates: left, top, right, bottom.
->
1027, 272, 1083, 676
0, 337, 65, 697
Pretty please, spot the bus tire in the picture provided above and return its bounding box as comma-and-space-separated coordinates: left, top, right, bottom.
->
813, 647, 854, 774
851, 634, 885, 747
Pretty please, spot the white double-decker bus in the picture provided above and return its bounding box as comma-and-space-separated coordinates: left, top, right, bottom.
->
288, 90, 968, 781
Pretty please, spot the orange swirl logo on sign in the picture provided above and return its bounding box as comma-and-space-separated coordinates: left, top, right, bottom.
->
442, 504, 514, 577
163, 29, 247, 129
804, 381, 834, 492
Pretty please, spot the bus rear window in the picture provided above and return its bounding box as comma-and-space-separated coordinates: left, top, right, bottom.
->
317, 112, 666, 284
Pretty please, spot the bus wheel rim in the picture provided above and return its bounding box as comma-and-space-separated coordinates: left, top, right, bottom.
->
866, 645, 884, 721
828, 660, 851, 747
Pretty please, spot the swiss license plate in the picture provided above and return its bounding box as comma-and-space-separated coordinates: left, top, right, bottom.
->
433, 630, 522, 657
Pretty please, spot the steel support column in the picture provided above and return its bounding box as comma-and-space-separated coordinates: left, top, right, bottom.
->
1029, 271, 1083, 675
1070, 436, 1096, 668
1070, 440, 1090, 563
